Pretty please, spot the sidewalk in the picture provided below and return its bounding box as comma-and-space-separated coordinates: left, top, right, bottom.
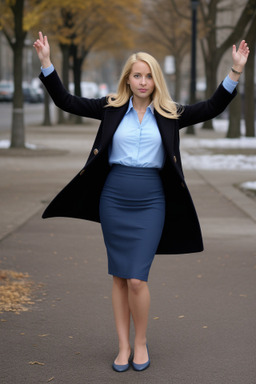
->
0, 122, 256, 384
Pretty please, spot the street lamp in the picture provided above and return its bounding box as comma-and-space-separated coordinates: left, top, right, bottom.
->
186, 0, 198, 135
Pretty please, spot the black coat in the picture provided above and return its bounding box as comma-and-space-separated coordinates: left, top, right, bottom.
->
40, 70, 236, 254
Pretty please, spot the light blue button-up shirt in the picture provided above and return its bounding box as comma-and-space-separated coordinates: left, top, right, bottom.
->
109, 97, 165, 168
42, 65, 238, 168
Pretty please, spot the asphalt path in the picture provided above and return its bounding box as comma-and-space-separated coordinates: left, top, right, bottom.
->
0, 123, 256, 384
0, 103, 47, 132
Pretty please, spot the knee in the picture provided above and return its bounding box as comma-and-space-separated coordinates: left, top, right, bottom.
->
113, 276, 128, 290
127, 278, 145, 294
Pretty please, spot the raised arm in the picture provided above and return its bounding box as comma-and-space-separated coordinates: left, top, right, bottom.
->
33, 31, 52, 69
33, 31, 107, 119
178, 40, 250, 129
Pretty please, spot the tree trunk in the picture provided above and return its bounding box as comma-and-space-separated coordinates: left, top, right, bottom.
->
199, 0, 256, 132
58, 43, 70, 124
175, 56, 181, 102
71, 45, 84, 125
244, 17, 256, 137
11, 42, 25, 147
201, 60, 217, 130
43, 89, 51, 126
10, 0, 26, 148
227, 89, 241, 138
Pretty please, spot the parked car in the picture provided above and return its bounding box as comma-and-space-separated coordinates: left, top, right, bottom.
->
0, 81, 14, 101
69, 81, 99, 98
0, 80, 44, 103
98, 83, 109, 97
22, 83, 40, 103
31, 78, 44, 102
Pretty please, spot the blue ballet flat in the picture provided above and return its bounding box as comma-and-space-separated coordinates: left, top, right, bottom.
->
112, 351, 133, 372
132, 345, 150, 372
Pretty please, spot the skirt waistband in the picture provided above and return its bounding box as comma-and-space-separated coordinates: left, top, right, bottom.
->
111, 164, 160, 176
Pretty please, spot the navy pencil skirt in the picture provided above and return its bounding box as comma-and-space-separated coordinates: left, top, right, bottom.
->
99, 165, 165, 281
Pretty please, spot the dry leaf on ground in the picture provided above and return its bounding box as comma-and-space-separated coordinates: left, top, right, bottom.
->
29, 361, 45, 366
0, 270, 35, 312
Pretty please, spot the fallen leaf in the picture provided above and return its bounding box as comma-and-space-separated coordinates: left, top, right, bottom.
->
29, 361, 45, 366
202, 325, 208, 329
47, 377, 55, 382
178, 315, 185, 319
153, 316, 159, 320
0, 270, 34, 312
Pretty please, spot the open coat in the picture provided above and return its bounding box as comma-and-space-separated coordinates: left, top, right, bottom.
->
40, 70, 236, 254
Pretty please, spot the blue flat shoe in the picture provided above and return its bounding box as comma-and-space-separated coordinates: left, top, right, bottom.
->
132, 345, 150, 372
112, 351, 133, 372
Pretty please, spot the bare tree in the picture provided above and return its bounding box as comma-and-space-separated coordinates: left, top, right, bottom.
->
43, 0, 141, 125
199, 0, 255, 132
141, 0, 191, 101
244, 12, 256, 137
0, 0, 27, 147
169, 0, 255, 135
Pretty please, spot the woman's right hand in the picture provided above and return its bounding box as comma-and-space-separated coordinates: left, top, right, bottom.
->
33, 31, 52, 68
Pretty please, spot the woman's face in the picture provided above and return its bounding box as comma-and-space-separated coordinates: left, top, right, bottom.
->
127, 60, 155, 102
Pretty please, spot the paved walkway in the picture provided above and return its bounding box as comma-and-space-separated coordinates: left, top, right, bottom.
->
0, 122, 255, 384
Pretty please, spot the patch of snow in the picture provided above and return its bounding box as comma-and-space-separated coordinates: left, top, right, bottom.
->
182, 153, 256, 170
182, 137, 256, 150
0, 140, 38, 150
0, 140, 10, 148
240, 181, 256, 191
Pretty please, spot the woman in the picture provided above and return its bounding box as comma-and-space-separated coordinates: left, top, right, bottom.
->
33, 32, 249, 372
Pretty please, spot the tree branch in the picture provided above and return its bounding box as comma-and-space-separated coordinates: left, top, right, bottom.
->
170, 0, 191, 20
216, 0, 256, 61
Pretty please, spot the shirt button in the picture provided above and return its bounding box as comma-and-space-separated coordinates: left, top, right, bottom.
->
93, 148, 99, 155
80, 169, 85, 176
181, 182, 185, 188
173, 155, 177, 163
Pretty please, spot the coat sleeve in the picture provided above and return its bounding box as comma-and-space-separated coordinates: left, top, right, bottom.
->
39, 70, 107, 119
178, 82, 237, 129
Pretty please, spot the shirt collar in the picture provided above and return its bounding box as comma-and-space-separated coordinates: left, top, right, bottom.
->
126, 96, 154, 115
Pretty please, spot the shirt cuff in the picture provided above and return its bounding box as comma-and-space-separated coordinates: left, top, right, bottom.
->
222, 75, 238, 94
41, 64, 54, 77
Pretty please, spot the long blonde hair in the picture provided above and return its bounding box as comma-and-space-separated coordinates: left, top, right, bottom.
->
107, 52, 180, 119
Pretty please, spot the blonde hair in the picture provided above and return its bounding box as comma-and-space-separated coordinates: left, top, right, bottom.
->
107, 52, 180, 119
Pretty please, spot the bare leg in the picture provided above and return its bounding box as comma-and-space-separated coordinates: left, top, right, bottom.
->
127, 278, 150, 364
112, 276, 131, 364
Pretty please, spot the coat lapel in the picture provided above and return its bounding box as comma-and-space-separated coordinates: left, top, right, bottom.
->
101, 102, 129, 149
154, 111, 176, 157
